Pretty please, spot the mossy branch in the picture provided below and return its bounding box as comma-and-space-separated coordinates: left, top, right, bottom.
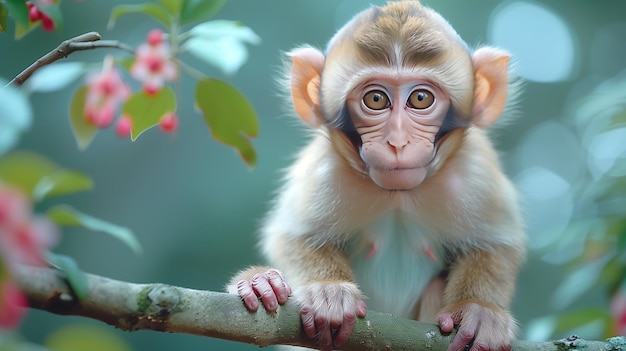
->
13, 265, 626, 351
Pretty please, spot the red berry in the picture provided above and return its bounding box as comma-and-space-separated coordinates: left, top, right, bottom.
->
143, 83, 160, 95
40, 14, 55, 31
159, 113, 178, 133
147, 29, 163, 46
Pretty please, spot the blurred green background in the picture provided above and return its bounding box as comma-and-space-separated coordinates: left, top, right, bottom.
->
2, 0, 626, 350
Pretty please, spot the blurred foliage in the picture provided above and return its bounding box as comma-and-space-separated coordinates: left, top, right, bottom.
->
529, 71, 626, 339
0, 0, 625, 350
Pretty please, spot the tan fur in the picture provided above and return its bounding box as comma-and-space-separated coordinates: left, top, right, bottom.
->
229, 2, 526, 350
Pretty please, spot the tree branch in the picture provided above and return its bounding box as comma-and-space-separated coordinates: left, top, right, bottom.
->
7, 31, 134, 87
13, 265, 626, 350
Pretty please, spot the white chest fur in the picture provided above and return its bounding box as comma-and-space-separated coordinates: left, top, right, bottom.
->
348, 210, 443, 319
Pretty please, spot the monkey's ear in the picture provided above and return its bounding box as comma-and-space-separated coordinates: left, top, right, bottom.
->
289, 47, 325, 127
471, 47, 510, 128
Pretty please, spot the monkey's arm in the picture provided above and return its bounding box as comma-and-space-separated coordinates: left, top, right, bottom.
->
439, 244, 524, 351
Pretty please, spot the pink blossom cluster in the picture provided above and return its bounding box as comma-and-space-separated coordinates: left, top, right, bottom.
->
0, 183, 58, 328
131, 29, 178, 95
83, 29, 179, 138
84, 56, 131, 129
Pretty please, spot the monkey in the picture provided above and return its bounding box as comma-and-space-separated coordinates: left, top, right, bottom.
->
227, 2, 526, 351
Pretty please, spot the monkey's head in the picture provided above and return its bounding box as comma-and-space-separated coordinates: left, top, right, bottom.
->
288, 1, 510, 191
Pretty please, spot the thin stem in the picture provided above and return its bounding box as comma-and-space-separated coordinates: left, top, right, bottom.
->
176, 59, 208, 81
6, 32, 134, 88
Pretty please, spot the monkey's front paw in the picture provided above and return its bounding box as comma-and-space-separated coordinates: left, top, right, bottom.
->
230, 268, 292, 313
294, 282, 367, 351
438, 302, 516, 351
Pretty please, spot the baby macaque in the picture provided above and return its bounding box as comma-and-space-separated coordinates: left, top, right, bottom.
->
228, 2, 525, 351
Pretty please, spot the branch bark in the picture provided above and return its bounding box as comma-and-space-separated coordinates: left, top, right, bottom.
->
7, 31, 134, 87
13, 265, 626, 351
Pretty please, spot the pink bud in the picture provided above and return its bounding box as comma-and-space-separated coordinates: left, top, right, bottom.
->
147, 29, 164, 46
27, 2, 41, 22
40, 13, 55, 32
91, 105, 115, 128
159, 113, 178, 133
116, 115, 133, 138
143, 83, 161, 96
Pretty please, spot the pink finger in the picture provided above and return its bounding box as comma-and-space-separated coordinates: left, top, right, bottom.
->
265, 269, 291, 304
251, 274, 279, 312
300, 306, 317, 339
236, 280, 259, 312
438, 313, 455, 333
356, 300, 367, 318
333, 311, 356, 348
315, 314, 332, 351
448, 328, 475, 351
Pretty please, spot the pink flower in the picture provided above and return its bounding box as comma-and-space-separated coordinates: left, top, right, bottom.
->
0, 183, 58, 329
131, 29, 177, 95
0, 184, 58, 268
84, 56, 131, 128
612, 290, 626, 335
0, 279, 28, 329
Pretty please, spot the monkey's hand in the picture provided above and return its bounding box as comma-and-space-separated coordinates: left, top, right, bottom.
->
294, 282, 367, 351
438, 301, 516, 351
226, 267, 292, 313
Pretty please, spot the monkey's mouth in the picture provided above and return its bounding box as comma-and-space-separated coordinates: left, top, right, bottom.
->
368, 166, 428, 190
380, 166, 419, 172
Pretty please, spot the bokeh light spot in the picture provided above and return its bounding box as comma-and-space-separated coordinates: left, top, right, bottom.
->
488, 1, 577, 82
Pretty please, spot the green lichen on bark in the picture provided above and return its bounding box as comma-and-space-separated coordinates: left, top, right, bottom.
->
136, 286, 152, 313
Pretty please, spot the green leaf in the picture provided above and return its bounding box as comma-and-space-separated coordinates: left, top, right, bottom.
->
0, 4, 8, 32
108, 3, 171, 30
14, 18, 37, 40
158, 0, 183, 16
47, 205, 142, 255
179, 0, 225, 25
183, 20, 260, 75
4, 0, 28, 31
0, 151, 93, 201
195, 79, 258, 167
45, 324, 132, 351
553, 308, 612, 334
32, 170, 93, 202
26, 62, 86, 93
46, 253, 89, 300
122, 87, 177, 141
619, 227, 626, 251
69, 86, 99, 150
116, 56, 135, 73
0, 79, 32, 157
33, 0, 63, 31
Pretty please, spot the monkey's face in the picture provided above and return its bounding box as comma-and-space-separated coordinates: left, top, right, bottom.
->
346, 74, 451, 190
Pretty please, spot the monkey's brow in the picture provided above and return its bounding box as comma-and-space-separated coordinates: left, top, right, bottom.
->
353, 16, 448, 67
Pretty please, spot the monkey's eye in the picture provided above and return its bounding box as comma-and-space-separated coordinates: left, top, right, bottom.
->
407, 89, 435, 109
363, 90, 390, 110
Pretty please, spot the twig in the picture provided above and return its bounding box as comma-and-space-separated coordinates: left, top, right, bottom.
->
13, 265, 626, 351
7, 31, 134, 87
